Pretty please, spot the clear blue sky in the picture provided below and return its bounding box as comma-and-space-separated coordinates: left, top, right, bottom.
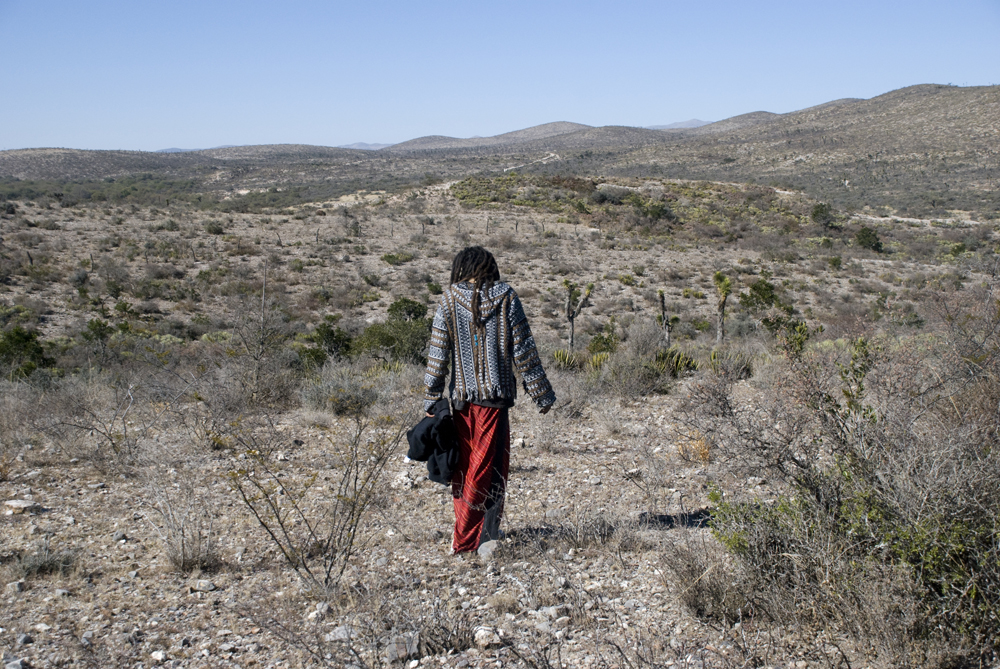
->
2, 0, 998, 151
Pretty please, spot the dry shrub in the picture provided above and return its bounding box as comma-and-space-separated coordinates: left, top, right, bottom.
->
676, 429, 711, 463
677, 287, 1000, 665
0, 381, 41, 479
9, 540, 78, 580
661, 531, 747, 625
229, 387, 414, 598
143, 465, 220, 572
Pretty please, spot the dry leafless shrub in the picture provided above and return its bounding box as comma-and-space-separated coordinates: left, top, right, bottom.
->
142, 465, 220, 572
0, 381, 41, 480
228, 395, 413, 598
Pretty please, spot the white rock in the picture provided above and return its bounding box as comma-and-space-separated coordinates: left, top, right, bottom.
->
385, 633, 419, 662
6, 581, 25, 594
473, 626, 502, 648
325, 625, 356, 642
150, 650, 166, 663
190, 580, 216, 592
477, 540, 499, 560
3, 500, 40, 515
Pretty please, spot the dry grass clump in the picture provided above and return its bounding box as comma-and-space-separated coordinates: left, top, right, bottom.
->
7, 540, 78, 580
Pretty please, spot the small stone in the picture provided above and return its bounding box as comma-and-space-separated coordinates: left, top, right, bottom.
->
34, 623, 51, 632
541, 605, 565, 619
219, 643, 235, 653
473, 626, 502, 648
88, 482, 106, 490
513, 437, 528, 449
127, 571, 138, 579
587, 476, 602, 486
150, 650, 166, 663
544, 509, 564, 519
5, 659, 25, 669
64, 516, 75, 525
325, 625, 356, 642
191, 580, 216, 593
477, 540, 499, 560
375, 557, 388, 567
6, 581, 25, 594
4, 500, 40, 515
16, 633, 32, 646
554, 616, 571, 629
112, 530, 127, 542
385, 633, 419, 662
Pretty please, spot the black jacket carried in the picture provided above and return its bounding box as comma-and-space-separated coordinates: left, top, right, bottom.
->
406, 399, 458, 485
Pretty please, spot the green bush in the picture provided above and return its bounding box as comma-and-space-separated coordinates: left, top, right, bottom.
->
312, 317, 352, 359
381, 252, 414, 266
352, 298, 431, 364
587, 322, 619, 355
386, 297, 427, 322
856, 226, 883, 252
0, 327, 52, 379
810, 202, 835, 227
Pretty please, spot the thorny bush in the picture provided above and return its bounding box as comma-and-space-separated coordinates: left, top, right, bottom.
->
677, 287, 1000, 666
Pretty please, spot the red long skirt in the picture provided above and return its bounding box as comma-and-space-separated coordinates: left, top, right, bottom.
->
451, 404, 510, 553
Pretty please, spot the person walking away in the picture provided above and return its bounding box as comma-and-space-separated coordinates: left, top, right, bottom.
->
423, 246, 555, 554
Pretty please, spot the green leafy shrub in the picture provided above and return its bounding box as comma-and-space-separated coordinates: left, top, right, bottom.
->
856, 225, 883, 252
587, 321, 619, 355
352, 298, 431, 364
381, 251, 414, 266
0, 327, 52, 379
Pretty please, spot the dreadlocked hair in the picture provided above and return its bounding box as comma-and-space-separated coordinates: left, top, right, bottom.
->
450, 246, 500, 328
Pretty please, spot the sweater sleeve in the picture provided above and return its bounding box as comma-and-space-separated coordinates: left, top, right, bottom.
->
423, 295, 451, 412
508, 292, 556, 408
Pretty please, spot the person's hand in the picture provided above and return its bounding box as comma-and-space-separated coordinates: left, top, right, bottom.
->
539, 405, 551, 415
426, 412, 435, 418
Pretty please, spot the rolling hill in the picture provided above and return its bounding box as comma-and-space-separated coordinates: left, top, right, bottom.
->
1, 84, 997, 219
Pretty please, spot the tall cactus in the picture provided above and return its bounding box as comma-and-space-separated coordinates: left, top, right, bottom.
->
656, 289, 679, 349
564, 279, 594, 351
713, 271, 732, 345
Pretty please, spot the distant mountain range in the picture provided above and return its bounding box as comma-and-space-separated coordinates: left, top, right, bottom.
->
646, 119, 710, 130
156, 145, 238, 153
337, 142, 395, 151
5, 84, 997, 220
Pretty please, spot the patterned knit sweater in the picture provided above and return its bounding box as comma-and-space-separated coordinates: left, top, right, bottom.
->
424, 281, 555, 412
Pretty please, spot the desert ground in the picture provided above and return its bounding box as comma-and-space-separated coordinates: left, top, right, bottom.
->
1, 172, 998, 669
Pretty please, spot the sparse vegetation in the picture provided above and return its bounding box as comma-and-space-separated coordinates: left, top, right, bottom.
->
0, 105, 998, 666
